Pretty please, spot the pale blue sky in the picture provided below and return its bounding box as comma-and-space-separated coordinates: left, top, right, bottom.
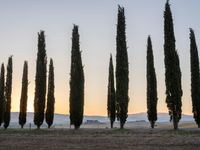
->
0, 0, 200, 115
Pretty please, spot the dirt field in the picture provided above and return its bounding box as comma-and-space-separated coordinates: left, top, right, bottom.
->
1, 127, 200, 150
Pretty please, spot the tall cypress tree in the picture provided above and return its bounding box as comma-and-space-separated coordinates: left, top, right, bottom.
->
4, 56, 13, 129
107, 54, 116, 128
115, 5, 129, 129
164, 0, 182, 130
189, 28, 200, 128
34, 31, 47, 129
19, 61, 28, 129
146, 36, 158, 129
45, 58, 55, 128
0, 63, 5, 126
69, 25, 84, 129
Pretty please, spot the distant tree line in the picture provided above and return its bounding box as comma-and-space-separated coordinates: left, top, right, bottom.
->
0, 0, 200, 130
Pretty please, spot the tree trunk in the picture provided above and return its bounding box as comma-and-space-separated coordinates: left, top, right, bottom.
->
120, 121, 124, 129
48, 125, 50, 129
111, 121, 114, 128
21, 125, 23, 129
150, 121, 154, 129
173, 115, 178, 130
37, 125, 40, 129
75, 125, 80, 130
198, 124, 200, 128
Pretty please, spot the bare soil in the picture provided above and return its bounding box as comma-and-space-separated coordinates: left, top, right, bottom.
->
0, 127, 200, 150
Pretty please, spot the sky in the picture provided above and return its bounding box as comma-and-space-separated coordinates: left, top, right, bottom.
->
0, 0, 200, 116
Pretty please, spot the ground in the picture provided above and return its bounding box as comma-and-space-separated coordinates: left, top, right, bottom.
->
1, 125, 200, 150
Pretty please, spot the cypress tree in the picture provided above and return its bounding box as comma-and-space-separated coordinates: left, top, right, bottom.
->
45, 58, 55, 128
189, 28, 200, 128
115, 5, 129, 129
164, 0, 182, 130
34, 31, 47, 129
4, 56, 13, 129
107, 54, 116, 128
146, 36, 158, 129
0, 64, 5, 126
69, 25, 84, 129
19, 61, 28, 129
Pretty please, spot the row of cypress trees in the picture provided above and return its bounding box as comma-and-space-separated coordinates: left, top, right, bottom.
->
0, 1, 200, 130
33, 31, 56, 129
33, 25, 85, 130
107, 6, 129, 129
0, 56, 55, 129
0, 25, 84, 129
107, 1, 200, 130
19, 56, 55, 129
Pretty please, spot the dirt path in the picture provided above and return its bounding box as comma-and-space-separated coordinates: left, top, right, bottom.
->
0, 128, 200, 150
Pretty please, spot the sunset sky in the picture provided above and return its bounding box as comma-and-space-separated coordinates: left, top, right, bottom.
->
0, 0, 200, 116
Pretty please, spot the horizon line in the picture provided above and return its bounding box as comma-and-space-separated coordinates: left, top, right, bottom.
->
11, 111, 193, 116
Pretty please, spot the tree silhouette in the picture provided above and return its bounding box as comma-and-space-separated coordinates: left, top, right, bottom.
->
45, 58, 55, 128
189, 28, 200, 128
4, 56, 13, 129
34, 31, 47, 129
0, 64, 5, 126
146, 36, 158, 129
164, 0, 182, 130
69, 25, 84, 129
115, 5, 129, 129
19, 61, 28, 129
107, 54, 116, 128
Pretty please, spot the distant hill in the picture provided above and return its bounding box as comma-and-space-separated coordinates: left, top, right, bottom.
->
127, 112, 193, 122
2, 112, 193, 128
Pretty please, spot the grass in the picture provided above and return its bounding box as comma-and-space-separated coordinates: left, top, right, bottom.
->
1, 128, 200, 149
